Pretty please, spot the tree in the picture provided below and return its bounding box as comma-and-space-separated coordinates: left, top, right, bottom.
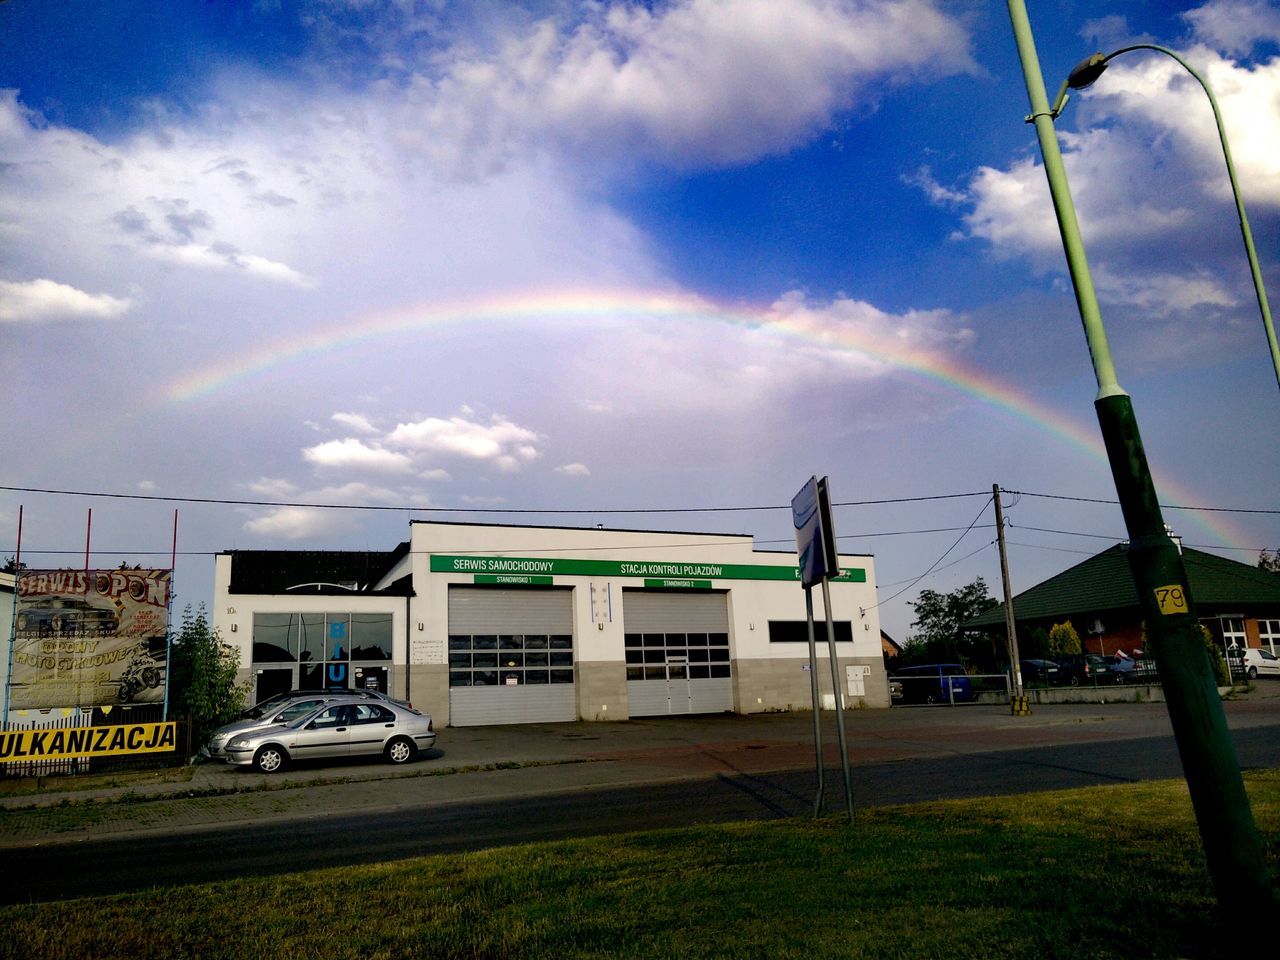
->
1260, 549, 1280, 573
905, 578, 998, 668
168, 604, 248, 754
2, 556, 27, 574
1048, 621, 1082, 657
1024, 626, 1050, 660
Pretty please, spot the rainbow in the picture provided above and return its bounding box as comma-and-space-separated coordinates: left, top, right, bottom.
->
160, 287, 1255, 550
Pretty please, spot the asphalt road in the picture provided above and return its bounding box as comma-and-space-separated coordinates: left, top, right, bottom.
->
5, 723, 1278, 904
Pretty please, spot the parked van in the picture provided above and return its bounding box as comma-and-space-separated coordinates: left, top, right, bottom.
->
891, 663, 974, 704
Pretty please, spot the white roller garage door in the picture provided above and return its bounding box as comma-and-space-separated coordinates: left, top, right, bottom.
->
447, 587, 576, 726
623, 590, 733, 716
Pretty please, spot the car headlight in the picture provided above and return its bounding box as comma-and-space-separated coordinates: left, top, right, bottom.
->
230, 738, 252, 748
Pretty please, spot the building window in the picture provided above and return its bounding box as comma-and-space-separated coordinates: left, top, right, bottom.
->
767, 621, 853, 644
252, 613, 298, 663
448, 634, 573, 687
350, 612, 393, 660
623, 632, 731, 680
1259, 620, 1280, 655
251, 610, 396, 691
1220, 617, 1247, 655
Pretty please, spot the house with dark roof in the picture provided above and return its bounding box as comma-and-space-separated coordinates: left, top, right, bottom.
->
966, 543, 1280, 660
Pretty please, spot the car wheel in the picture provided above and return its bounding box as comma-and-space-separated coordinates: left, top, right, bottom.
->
253, 745, 288, 773
385, 736, 416, 765
1248, 667, 1258, 679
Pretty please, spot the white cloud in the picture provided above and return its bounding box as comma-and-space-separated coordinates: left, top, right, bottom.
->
243, 506, 360, 540
332, 412, 379, 434
560, 288, 974, 426
952, 42, 1279, 338
242, 482, 408, 540
245, 477, 301, 498
145, 242, 315, 288
0, 278, 132, 323
412, 0, 974, 175
1074, 48, 1280, 207
387, 414, 543, 470
556, 463, 591, 477
0, 90, 318, 299
1182, 1, 1280, 56
902, 166, 966, 206
303, 438, 414, 473
1090, 265, 1237, 316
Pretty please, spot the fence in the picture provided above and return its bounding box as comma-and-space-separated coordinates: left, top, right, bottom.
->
1, 704, 187, 779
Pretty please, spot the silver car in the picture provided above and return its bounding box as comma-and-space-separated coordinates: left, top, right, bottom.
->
205, 695, 341, 760
224, 698, 436, 773
240, 688, 411, 721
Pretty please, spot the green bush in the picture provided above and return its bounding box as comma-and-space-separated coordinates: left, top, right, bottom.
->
1201, 625, 1230, 686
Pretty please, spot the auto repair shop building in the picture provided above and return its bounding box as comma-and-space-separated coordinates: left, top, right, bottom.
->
213, 521, 887, 726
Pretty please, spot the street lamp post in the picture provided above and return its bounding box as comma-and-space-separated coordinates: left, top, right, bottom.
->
1006, 0, 1274, 923
1051, 44, 1280, 393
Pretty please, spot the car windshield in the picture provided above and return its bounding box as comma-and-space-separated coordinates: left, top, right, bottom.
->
275, 700, 325, 723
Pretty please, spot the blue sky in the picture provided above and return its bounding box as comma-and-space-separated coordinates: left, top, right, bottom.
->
1, 0, 1278, 644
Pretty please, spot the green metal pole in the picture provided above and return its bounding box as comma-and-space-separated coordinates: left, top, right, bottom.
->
1007, 0, 1273, 922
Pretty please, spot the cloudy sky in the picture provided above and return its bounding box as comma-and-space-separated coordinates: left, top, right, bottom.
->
1, 0, 1277, 643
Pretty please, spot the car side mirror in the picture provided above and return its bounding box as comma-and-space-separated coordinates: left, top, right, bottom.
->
306, 721, 318, 730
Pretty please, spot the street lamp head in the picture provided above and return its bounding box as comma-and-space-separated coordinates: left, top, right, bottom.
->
1067, 52, 1109, 90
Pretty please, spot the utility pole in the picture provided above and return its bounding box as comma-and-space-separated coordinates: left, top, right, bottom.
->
993, 485, 1027, 714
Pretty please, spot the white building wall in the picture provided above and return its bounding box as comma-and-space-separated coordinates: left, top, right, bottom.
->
406, 523, 885, 719
212, 523, 886, 724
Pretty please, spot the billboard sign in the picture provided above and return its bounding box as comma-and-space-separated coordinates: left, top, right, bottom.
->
9, 569, 171, 710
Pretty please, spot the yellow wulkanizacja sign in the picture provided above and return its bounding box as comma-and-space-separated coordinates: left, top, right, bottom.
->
0, 722, 176, 764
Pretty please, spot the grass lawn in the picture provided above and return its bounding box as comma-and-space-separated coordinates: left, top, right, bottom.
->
2, 770, 1276, 960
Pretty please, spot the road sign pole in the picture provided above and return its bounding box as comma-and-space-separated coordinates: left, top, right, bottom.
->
805, 586, 825, 817
822, 576, 855, 821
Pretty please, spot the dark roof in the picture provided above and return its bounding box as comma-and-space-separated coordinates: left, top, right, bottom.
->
224, 544, 411, 596
968, 544, 1280, 629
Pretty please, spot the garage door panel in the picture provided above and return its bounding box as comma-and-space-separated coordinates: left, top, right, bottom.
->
449, 686, 575, 727
448, 587, 575, 725
689, 678, 733, 714
623, 590, 733, 717
626, 681, 676, 717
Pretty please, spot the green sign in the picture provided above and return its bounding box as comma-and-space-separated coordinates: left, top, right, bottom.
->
473, 574, 554, 586
644, 578, 712, 590
430, 554, 865, 583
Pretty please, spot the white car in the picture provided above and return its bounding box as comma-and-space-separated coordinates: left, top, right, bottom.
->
1242, 648, 1280, 679
224, 697, 436, 773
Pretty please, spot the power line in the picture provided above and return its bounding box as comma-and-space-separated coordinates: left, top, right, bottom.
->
1005, 488, 1280, 516
0, 483, 987, 515
877, 541, 996, 587
2, 482, 1275, 518
866, 496, 995, 611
